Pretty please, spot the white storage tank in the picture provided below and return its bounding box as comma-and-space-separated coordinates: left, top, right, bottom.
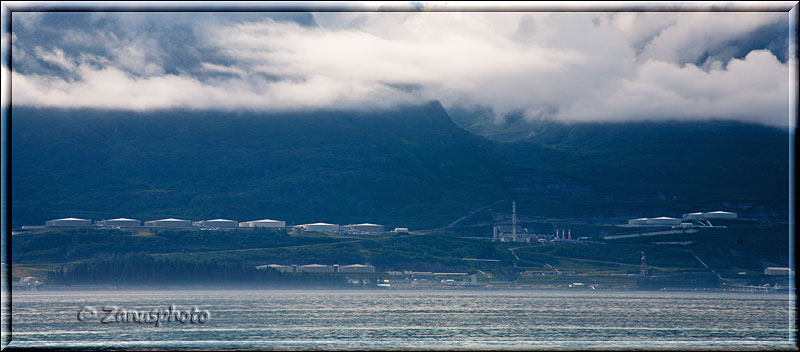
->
144, 218, 191, 228
702, 211, 737, 219
45, 218, 91, 227
645, 217, 682, 226
257, 264, 293, 273
343, 223, 385, 234
339, 264, 376, 273
297, 264, 335, 273
99, 218, 141, 227
682, 212, 704, 220
240, 219, 286, 229
200, 219, 238, 228
628, 218, 649, 226
298, 223, 339, 232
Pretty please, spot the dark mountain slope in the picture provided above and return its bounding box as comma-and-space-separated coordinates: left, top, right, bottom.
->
11, 103, 791, 229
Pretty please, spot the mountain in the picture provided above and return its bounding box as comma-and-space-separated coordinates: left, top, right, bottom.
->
10, 102, 791, 229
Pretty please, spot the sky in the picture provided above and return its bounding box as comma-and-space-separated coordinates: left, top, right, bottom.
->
1, 2, 797, 127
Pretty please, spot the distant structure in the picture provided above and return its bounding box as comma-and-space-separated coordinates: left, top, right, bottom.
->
297, 264, 335, 273
702, 211, 737, 219
628, 218, 649, 226
296, 223, 340, 232
392, 227, 410, 234
144, 218, 191, 228
199, 219, 238, 229
239, 219, 285, 229
339, 264, 376, 273
98, 218, 141, 228
764, 267, 793, 276
45, 218, 91, 227
342, 223, 385, 234
640, 251, 648, 276
493, 201, 528, 242
646, 217, 681, 226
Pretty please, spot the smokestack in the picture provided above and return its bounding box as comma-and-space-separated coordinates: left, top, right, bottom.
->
568, 229, 571, 241
512, 201, 517, 241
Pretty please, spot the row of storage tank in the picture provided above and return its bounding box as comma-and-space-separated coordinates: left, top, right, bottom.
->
42, 218, 398, 234
256, 264, 376, 273
627, 211, 737, 226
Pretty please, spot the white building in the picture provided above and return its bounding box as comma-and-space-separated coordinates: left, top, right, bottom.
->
343, 223, 385, 234
702, 211, 737, 219
645, 217, 682, 226
297, 223, 339, 232
628, 218, 649, 226
297, 264, 335, 273
144, 218, 191, 228
339, 264, 376, 273
199, 219, 238, 229
45, 218, 91, 227
392, 228, 409, 234
98, 218, 141, 227
239, 219, 286, 229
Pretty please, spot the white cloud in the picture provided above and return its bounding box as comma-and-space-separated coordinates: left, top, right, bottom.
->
8, 11, 797, 127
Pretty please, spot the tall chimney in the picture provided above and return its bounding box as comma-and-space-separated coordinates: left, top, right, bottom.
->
568, 229, 571, 241
512, 201, 517, 241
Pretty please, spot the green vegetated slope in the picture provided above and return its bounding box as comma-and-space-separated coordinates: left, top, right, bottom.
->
11, 102, 790, 230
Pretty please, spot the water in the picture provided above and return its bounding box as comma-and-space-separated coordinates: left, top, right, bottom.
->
4, 289, 797, 350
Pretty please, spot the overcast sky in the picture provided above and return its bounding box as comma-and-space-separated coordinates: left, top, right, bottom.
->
2, 3, 797, 126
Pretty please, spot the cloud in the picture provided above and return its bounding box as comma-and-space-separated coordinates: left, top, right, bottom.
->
6, 11, 797, 127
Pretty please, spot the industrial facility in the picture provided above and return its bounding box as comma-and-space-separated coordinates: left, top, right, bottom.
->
256, 263, 376, 273
342, 223, 385, 234
144, 218, 192, 228
627, 210, 738, 228
97, 218, 141, 228
196, 219, 237, 229
45, 218, 91, 227
239, 219, 286, 229
295, 223, 340, 232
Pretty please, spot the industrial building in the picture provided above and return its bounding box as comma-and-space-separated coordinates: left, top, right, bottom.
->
239, 219, 286, 229
764, 267, 793, 275
296, 223, 339, 232
297, 264, 335, 273
339, 264, 376, 273
45, 218, 92, 227
392, 228, 409, 234
144, 218, 192, 228
342, 223, 385, 234
493, 201, 531, 242
98, 218, 141, 227
645, 217, 682, 226
199, 219, 238, 229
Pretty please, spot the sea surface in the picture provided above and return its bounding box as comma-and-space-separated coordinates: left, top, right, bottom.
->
2, 289, 797, 350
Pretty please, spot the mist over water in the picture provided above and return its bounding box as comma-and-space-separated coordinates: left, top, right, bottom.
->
7, 290, 796, 349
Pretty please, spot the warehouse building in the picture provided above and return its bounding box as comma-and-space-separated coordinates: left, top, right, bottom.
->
627, 218, 649, 226
297, 264, 335, 273
239, 219, 286, 229
45, 218, 91, 227
703, 211, 737, 219
339, 264, 376, 273
342, 223, 385, 234
98, 218, 141, 228
199, 219, 238, 229
646, 217, 682, 226
144, 218, 192, 228
296, 223, 339, 232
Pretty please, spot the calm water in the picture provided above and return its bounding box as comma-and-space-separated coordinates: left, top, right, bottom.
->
3, 289, 797, 350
